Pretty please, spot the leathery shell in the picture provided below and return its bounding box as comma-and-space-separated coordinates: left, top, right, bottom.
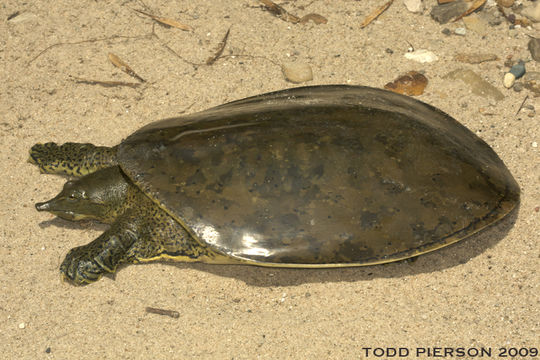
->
118, 86, 519, 266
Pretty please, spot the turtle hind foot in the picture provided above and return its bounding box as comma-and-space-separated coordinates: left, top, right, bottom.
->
29, 142, 118, 177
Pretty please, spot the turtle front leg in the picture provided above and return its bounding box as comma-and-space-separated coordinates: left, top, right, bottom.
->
61, 212, 139, 285
29, 142, 118, 177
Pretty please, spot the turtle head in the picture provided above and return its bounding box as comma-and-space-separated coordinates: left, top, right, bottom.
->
35, 166, 129, 223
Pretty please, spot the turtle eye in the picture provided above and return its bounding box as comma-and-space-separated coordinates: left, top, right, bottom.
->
68, 190, 89, 200
67, 191, 79, 201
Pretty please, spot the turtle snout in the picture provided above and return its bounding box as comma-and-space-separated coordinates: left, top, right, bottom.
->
35, 201, 51, 211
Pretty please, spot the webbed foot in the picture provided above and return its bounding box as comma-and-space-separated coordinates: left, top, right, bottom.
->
60, 221, 137, 285
60, 245, 107, 285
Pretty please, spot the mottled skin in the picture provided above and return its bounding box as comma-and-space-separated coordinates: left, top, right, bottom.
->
30, 142, 118, 177
30, 86, 520, 286
30, 143, 229, 285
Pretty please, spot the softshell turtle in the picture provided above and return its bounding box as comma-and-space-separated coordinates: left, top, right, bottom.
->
30, 85, 519, 285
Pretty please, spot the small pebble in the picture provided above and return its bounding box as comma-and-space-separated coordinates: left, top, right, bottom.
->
497, 0, 514, 8
281, 62, 313, 83
522, 2, 540, 23
404, 49, 438, 63
503, 73, 516, 88
19, 322, 25, 329
45, 347, 51, 354
528, 37, 540, 62
513, 82, 524, 92
454, 28, 467, 36
509, 61, 526, 79
403, 0, 423, 13
442, 28, 452, 36
532, 142, 538, 148
463, 14, 489, 36
480, 8, 503, 26
430, 0, 468, 24
444, 68, 505, 101
384, 71, 428, 96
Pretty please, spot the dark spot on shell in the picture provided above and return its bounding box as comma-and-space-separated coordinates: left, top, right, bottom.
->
375, 133, 389, 145
420, 197, 437, 208
360, 211, 380, 230
410, 222, 441, 243
337, 238, 375, 261
381, 178, 405, 194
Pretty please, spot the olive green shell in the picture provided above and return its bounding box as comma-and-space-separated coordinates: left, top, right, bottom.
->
117, 85, 519, 266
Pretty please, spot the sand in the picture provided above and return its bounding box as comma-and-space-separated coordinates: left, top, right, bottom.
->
1, 0, 538, 359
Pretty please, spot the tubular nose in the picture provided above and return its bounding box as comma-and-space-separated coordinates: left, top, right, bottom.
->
35, 201, 50, 211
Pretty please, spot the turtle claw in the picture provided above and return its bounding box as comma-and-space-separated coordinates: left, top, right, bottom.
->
60, 246, 105, 286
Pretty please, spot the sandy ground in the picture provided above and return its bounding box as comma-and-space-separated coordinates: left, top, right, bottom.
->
1, 0, 538, 359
